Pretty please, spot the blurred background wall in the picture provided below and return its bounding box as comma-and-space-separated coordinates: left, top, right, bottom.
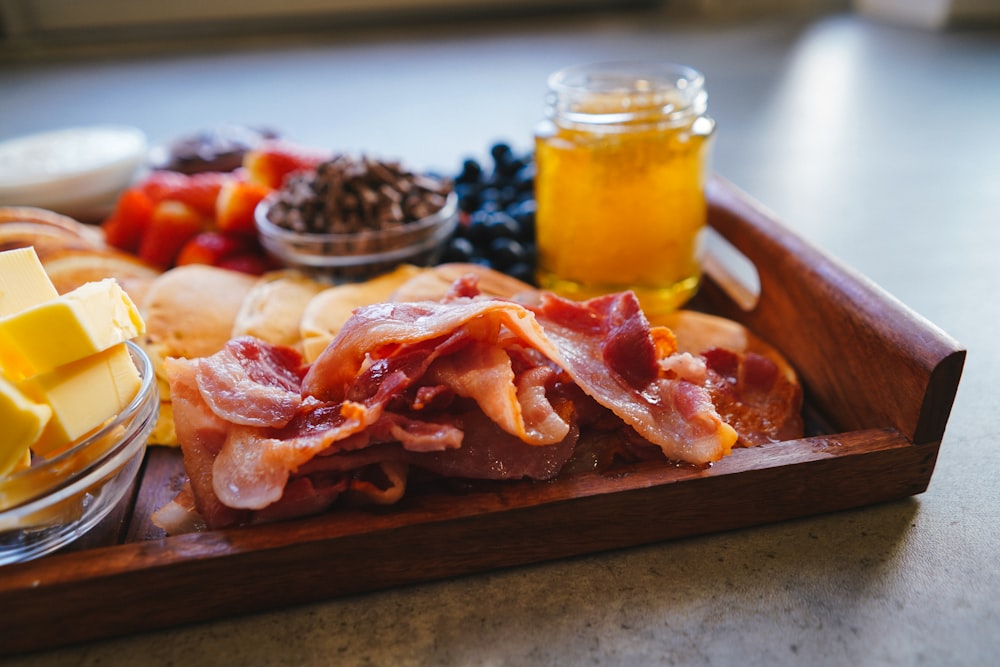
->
0, 0, 850, 56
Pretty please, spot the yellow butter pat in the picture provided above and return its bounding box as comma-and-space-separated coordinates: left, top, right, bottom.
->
18, 342, 141, 457
0, 278, 145, 378
0, 247, 59, 317
0, 374, 51, 475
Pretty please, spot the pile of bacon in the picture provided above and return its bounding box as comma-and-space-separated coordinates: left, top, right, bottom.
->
164, 276, 802, 530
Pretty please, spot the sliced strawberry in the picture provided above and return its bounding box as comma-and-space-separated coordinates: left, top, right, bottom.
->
138, 200, 207, 269
215, 178, 272, 236
140, 170, 189, 201
140, 170, 231, 215
243, 141, 329, 189
170, 171, 232, 215
216, 252, 271, 276
102, 187, 154, 253
176, 231, 254, 266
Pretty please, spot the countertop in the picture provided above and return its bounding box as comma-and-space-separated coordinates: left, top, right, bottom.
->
1, 5, 998, 665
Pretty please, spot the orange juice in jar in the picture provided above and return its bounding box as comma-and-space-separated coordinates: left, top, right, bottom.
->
534, 62, 715, 315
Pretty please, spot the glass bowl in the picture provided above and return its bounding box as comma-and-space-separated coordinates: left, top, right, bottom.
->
255, 190, 458, 283
0, 341, 157, 565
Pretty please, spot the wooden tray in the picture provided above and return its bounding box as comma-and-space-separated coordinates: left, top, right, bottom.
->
0, 175, 965, 657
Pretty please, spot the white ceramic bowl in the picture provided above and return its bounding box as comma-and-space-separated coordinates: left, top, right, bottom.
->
0, 341, 157, 565
0, 126, 148, 220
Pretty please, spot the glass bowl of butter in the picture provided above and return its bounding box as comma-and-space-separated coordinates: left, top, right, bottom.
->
0, 340, 157, 564
0, 246, 157, 565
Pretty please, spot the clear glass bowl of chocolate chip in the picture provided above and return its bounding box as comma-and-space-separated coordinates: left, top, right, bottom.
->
255, 154, 458, 282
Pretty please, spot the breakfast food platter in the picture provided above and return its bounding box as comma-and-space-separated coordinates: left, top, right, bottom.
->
0, 173, 964, 657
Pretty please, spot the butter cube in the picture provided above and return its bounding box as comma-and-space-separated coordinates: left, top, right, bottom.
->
0, 374, 51, 475
0, 278, 145, 379
0, 247, 59, 317
18, 342, 141, 457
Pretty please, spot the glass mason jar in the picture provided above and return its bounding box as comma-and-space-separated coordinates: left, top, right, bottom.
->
534, 61, 716, 315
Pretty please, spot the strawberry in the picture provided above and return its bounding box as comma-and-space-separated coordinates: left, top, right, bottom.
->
215, 178, 272, 236
216, 252, 271, 276
140, 170, 189, 201
102, 187, 154, 253
172, 171, 232, 215
141, 170, 231, 215
243, 141, 329, 189
138, 200, 207, 269
176, 231, 254, 266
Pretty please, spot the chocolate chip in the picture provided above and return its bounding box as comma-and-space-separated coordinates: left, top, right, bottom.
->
267, 154, 451, 238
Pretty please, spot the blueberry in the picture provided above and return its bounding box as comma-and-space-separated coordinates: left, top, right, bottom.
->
508, 156, 530, 174
448, 146, 539, 282
523, 241, 537, 265
490, 142, 514, 168
507, 200, 536, 241
458, 195, 481, 214
456, 158, 484, 184
478, 199, 501, 214
485, 211, 521, 241
513, 163, 535, 193
497, 185, 520, 207
478, 186, 501, 205
506, 261, 536, 285
455, 183, 482, 213
488, 237, 527, 270
442, 236, 475, 263
466, 210, 493, 245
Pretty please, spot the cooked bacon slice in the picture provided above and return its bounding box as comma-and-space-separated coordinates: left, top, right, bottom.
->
529, 292, 737, 464
195, 337, 307, 428
165, 284, 744, 530
302, 299, 564, 404
702, 347, 804, 445
299, 406, 580, 482
306, 291, 736, 463
424, 344, 570, 445
165, 357, 252, 529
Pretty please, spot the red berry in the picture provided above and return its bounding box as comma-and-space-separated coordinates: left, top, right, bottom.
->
140, 170, 231, 215
102, 187, 154, 253
243, 141, 329, 189
138, 200, 207, 269
140, 170, 189, 201
216, 252, 270, 276
215, 178, 272, 236
176, 231, 252, 266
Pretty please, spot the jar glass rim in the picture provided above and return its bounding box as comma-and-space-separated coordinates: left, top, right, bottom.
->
546, 61, 707, 126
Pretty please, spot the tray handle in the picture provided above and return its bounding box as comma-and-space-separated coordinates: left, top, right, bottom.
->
699, 175, 965, 445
